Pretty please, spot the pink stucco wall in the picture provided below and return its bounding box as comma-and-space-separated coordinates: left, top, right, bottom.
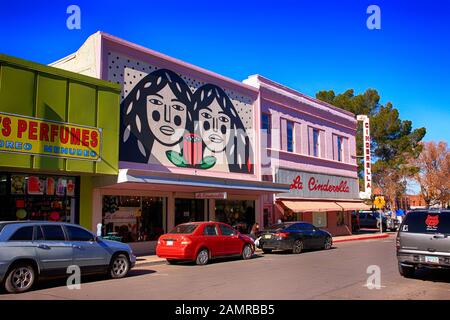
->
245, 75, 358, 180
244, 75, 359, 230
98, 32, 261, 182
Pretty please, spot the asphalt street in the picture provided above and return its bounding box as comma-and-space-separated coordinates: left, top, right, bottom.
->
1, 235, 450, 300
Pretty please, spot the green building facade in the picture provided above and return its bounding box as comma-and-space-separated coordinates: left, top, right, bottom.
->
0, 54, 121, 230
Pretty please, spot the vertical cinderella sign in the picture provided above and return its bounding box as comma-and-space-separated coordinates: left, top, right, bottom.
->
357, 115, 372, 198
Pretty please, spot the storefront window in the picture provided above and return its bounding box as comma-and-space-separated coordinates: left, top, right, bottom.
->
0, 173, 77, 223
0, 175, 7, 195
102, 195, 166, 243
215, 200, 255, 234
313, 212, 327, 228
337, 211, 345, 226
175, 198, 205, 226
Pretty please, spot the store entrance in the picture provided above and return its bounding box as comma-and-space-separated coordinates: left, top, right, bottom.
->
102, 195, 165, 243
215, 200, 255, 234
174, 198, 205, 226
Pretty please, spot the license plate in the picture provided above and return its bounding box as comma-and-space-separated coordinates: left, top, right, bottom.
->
425, 256, 439, 264
264, 234, 272, 239
166, 240, 173, 246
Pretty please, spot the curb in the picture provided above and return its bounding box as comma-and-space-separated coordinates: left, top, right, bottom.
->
136, 250, 266, 267
135, 259, 168, 267
333, 233, 390, 243
134, 236, 390, 266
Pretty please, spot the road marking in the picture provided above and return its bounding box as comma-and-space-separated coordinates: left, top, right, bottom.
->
363, 284, 387, 288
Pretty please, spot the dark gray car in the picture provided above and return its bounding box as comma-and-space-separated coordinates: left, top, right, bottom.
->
0, 221, 136, 293
358, 211, 399, 231
397, 209, 450, 277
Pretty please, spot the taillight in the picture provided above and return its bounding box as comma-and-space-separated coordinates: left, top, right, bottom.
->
274, 232, 290, 238
180, 237, 192, 245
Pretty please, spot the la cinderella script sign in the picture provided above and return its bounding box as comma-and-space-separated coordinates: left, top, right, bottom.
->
276, 169, 359, 199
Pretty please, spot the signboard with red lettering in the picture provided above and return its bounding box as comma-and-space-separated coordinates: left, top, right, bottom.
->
275, 168, 359, 199
0, 112, 101, 161
195, 192, 227, 199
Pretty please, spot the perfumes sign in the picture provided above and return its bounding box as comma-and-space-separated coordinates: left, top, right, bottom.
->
0, 112, 101, 161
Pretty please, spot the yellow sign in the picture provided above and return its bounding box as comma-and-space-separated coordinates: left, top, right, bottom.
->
0, 112, 101, 161
374, 196, 385, 209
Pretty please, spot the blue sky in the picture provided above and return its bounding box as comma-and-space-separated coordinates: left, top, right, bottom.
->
0, 0, 448, 142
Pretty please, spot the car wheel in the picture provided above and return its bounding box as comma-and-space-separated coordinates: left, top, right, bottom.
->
398, 263, 415, 278
241, 244, 253, 260
4, 263, 36, 294
292, 240, 303, 254
323, 236, 332, 250
109, 254, 130, 279
262, 249, 272, 254
195, 249, 209, 265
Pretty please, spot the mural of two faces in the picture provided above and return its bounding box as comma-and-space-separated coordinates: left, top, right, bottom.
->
118, 65, 254, 174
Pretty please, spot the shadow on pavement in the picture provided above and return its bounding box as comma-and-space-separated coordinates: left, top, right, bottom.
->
411, 268, 450, 284
0, 269, 158, 294
262, 247, 337, 255
162, 254, 264, 267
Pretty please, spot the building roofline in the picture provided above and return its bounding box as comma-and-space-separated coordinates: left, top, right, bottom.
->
98, 31, 259, 97
0, 53, 121, 92
247, 74, 357, 120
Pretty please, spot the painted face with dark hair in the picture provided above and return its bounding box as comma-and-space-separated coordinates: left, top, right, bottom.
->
199, 97, 232, 153
146, 84, 187, 146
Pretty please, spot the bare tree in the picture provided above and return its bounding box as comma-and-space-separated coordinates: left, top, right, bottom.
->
374, 163, 409, 212
411, 141, 450, 207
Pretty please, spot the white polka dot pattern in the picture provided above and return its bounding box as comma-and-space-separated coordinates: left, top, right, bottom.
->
107, 51, 254, 130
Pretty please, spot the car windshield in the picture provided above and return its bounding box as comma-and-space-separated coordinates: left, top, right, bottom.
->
0, 223, 5, 234
169, 224, 199, 234
401, 211, 450, 234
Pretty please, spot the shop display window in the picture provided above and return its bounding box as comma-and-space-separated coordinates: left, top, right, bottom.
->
0, 175, 7, 195
174, 198, 205, 226
0, 173, 77, 223
337, 211, 345, 226
282, 208, 299, 222
102, 195, 165, 243
215, 200, 255, 234
313, 212, 328, 228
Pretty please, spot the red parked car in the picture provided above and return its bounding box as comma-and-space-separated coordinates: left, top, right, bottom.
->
156, 222, 255, 265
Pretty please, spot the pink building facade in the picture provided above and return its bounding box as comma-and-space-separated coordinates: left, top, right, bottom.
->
52, 32, 368, 251
51, 32, 288, 254
244, 75, 369, 236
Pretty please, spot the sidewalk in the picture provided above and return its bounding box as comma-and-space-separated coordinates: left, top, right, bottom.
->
333, 232, 391, 243
134, 232, 392, 267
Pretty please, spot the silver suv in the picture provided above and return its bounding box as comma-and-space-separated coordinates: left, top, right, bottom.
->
397, 209, 450, 277
0, 221, 136, 293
